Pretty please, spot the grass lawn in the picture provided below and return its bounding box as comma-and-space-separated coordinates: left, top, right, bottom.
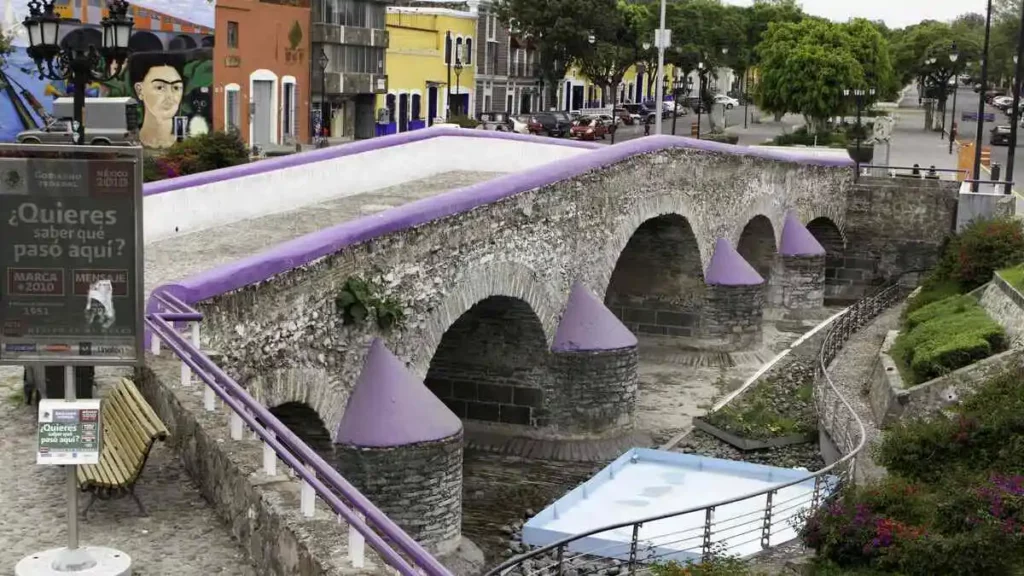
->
999, 263, 1024, 292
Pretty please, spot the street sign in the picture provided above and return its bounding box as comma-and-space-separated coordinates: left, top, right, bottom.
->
37, 398, 102, 465
0, 144, 144, 366
962, 111, 996, 122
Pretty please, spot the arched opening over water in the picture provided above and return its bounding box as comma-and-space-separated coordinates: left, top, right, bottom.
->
737, 215, 778, 300
806, 217, 846, 299
605, 214, 704, 337
424, 295, 550, 427
268, 401, 333, 458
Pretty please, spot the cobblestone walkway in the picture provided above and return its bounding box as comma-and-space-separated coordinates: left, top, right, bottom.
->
824, 303, 903, 484
0, 367, 256, 575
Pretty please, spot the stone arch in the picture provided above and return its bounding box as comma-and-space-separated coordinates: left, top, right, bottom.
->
169, 34, 197, 51
736, 215, 778, 282
806, 217, 846, 299
424, 294, 552, 427
268, 401, 333, 457
128, 31, 163, 53
603, 212, 705, 338
411, 261, 561, 376
242, 367, 343, 441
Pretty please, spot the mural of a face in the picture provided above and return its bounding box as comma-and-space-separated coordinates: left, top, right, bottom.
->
135, 65, 184, 123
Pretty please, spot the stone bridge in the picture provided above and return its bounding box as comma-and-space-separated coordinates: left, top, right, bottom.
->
145, 130, 959, 560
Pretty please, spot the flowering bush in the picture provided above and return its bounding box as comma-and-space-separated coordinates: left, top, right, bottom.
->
804, 366, 1024, 574
932, 216, 1024, 292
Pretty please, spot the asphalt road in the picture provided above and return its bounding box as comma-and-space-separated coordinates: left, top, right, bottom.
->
949, 86, 1024, 190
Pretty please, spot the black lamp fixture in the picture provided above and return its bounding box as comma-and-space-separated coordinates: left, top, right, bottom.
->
318, 48, 329, 145
23, 0, 133, 145
453, 58, 464, 117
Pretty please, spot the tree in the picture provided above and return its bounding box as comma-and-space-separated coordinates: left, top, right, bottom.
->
756, 18, 891, 132
744, 0, 803, 67
575, 0, 647, 110
494, 0, 615, 106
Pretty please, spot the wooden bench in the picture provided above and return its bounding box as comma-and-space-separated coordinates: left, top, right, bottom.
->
77, 378, 168, 517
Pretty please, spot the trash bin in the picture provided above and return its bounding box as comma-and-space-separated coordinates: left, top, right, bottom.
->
42, 366, 95, 400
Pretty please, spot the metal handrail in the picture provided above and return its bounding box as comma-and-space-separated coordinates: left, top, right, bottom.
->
146, 293, 452, 576
485, 280, 909, 576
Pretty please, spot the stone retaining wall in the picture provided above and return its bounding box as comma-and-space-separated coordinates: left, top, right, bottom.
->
136, 355, 378, 576
979, 273, 1024, 345
869, 330, 1022, 427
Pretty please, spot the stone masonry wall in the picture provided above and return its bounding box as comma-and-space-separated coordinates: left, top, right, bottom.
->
196, 147, 853, 435
334, 434, 464, 555
839, 177, 959, 300
424, 296, 550, 427
605, 214, 706, 337
781, 254, 825, 310
980, 274, 1024, 345
549, 347, 638, 433
702, 284, 764, 350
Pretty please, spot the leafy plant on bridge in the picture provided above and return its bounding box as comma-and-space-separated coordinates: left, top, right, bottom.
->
802, 365, 1024, 574
335, 276, 405, 331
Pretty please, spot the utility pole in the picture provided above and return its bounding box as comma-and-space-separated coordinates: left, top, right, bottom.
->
653, 0, 667, 136
972, 0, 994, 192
1005, 3, 1024, 194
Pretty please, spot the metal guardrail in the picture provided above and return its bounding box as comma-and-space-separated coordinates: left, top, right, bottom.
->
145, 290, 452, 576
484, 280, 910, 576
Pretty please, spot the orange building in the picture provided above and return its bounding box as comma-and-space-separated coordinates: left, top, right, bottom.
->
213, 0, 312, 148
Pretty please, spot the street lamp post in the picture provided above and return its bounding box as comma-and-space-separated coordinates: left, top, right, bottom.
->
720, 47, 729, 130
696, 61, 707, 139
949, 48, 961, 155
653, 0, 668, 136
445, 30, 452, 120
845, 87, 874, 180
318, 49, 328, 146
671, 76, 692, 136
743, 69, 750, 129
23, 0, 133, 146
973, 0, 995, 192
453, 58, 463, 117
1005, 0, 1024, 194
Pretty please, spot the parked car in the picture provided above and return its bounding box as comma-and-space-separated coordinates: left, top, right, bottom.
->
595, 113, 623, 127
991, 125, 1013, 146
569, 117, 610, 140
613, 107, 638, 125
529, 112, 571, 137
511, 115, 532, 134
477, 111, 515, 132
622, 103, 657, 123
714, 94, 740, 109
993, 95, 1015, 111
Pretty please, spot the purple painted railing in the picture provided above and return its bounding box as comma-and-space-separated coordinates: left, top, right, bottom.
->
145, 291, 451, 576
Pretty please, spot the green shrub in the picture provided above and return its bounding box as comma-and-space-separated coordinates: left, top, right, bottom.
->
904, 295, 975, 330
801, 475, 1024, 575
650, 551, 751, 576
160, 131, 250, 177
999, 264, 1024, 292
877, 366, 1024, 481
934, 216, 1024, 292
902, 279, 961, 316
448, 115, 480, 129
890, 295, 1005, 384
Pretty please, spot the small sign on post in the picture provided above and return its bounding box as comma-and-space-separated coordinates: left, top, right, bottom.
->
37, 398, 102, 465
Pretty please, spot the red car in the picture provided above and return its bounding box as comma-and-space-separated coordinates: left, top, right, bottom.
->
570, 117, 610, 140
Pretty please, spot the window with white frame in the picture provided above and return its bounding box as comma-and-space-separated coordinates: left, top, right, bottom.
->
444, 32, 452, 65
224, 84, 241, 134
486, 14, 495, 40
511, 49, 518, 77
282, 79, 297, 139
455, 37, 464, 64
465, 37, 473, 65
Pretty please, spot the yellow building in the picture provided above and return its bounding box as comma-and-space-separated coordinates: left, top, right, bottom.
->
376, 6, 477, 133
557, 63, 686, 111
